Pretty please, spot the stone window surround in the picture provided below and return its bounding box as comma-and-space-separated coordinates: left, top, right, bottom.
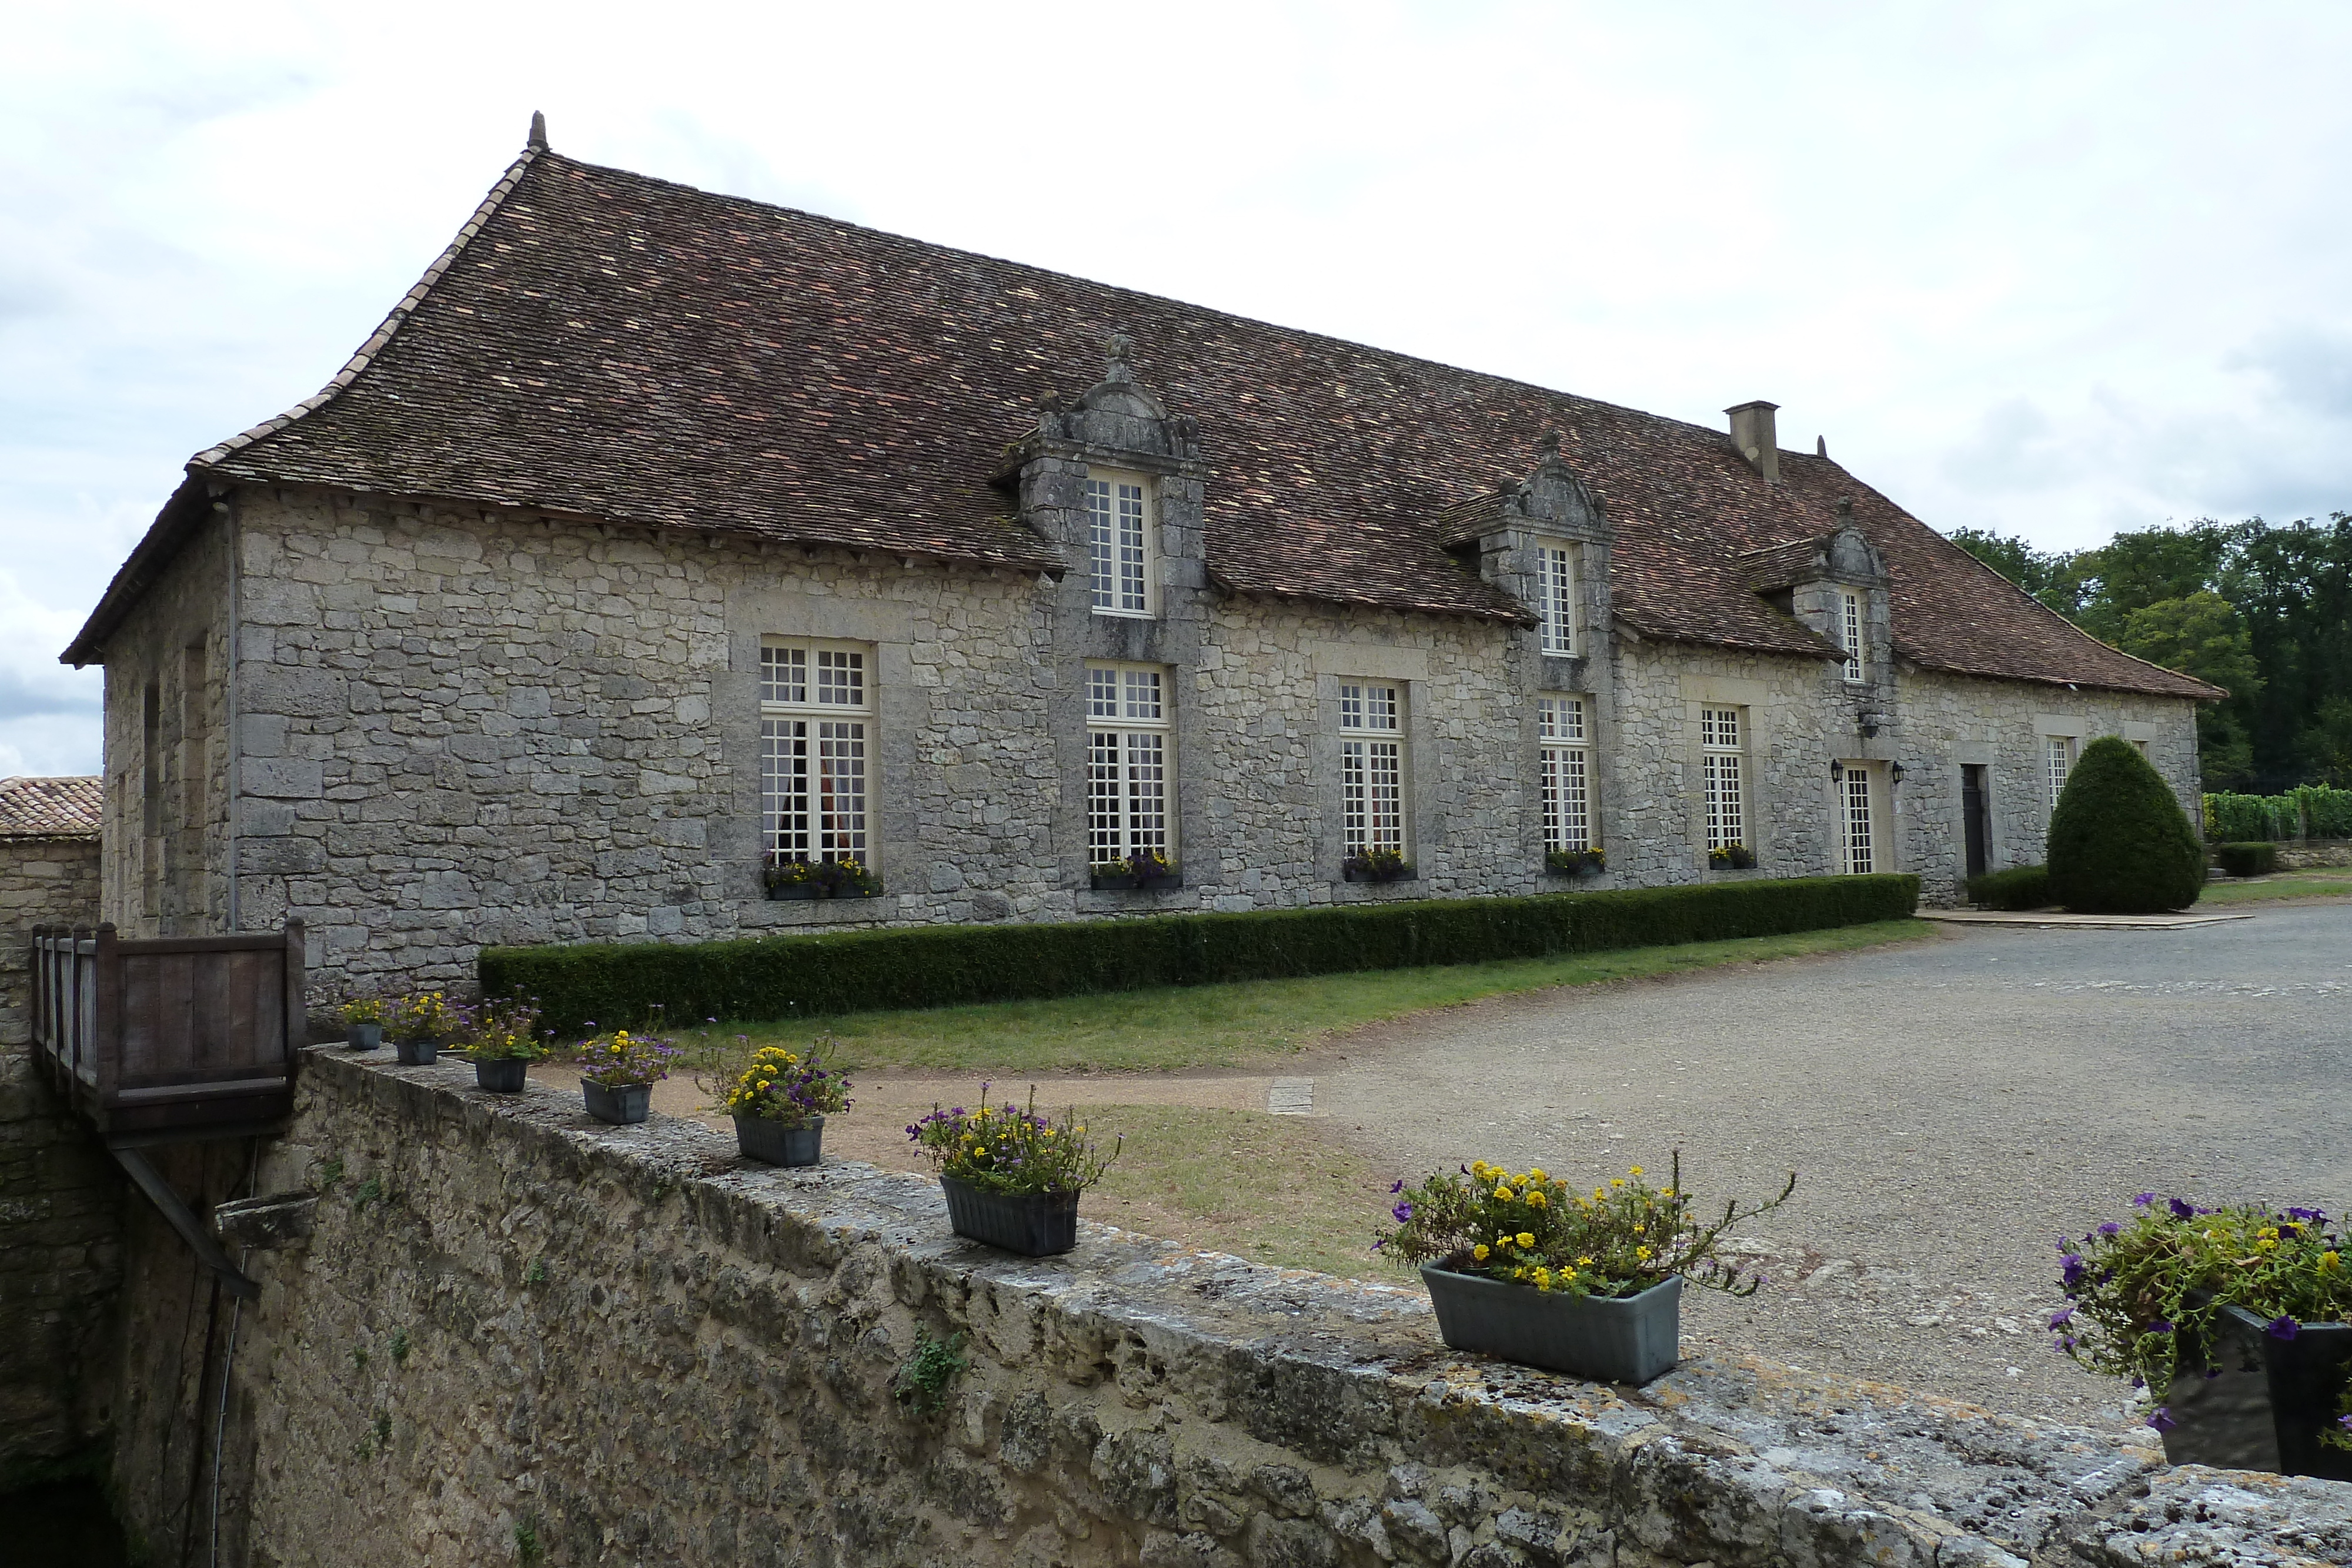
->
1085, 660, 1175, 866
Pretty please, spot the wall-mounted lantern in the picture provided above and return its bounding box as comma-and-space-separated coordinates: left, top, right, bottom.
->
1890, 762, 1906, 785
1829, 760, 1845, 784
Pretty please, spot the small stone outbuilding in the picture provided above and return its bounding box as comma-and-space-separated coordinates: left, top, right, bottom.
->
60, 122, 2219, 997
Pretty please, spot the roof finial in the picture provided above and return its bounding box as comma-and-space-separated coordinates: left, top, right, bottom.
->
1536, 427, 1562, 462
1816, 434, 1828, 458
527, 110, 549, 152
1103, 330, 1135, 384
1835, 494, 1855, 522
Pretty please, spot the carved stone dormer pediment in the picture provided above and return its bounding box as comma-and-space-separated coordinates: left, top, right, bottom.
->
1740, 504, 1888, 597
1004, 333, 1201, 476
1441, 429, 1610, 551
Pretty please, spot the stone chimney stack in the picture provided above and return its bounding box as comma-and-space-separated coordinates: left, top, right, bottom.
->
1725, 400, 1780, 483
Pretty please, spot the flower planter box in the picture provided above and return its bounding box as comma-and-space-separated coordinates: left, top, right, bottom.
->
1419, 1266, 1682, 1385
345, 1022, 384, 1050
583, 1081, 653, 1125
941, 1174, 1081, 1257
736, 1114, 824, 1166
766, 882, 825, 901
1089, 871, 1184, 891
1341, 865, 1419, 884
392, 1037, 440, 1066
474, 1057, 529, 1094
2161, 1305, 2352, 1480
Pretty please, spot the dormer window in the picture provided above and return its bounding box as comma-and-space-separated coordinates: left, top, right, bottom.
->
1535, 540, 1576, 656
1085, 469, 1152, 616
1839, 590, 1865, 683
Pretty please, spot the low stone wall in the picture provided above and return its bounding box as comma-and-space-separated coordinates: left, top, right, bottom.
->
0, 830, 120, 1488
2276, 842, 2352, 870
112, 1050, 2351, 1567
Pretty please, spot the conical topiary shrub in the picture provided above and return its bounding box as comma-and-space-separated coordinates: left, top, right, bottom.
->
2046, 735, 2205, 913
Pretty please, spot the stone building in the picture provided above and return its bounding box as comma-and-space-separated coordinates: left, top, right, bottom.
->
61, 121, 2218, 997
0, 775, 118, 1483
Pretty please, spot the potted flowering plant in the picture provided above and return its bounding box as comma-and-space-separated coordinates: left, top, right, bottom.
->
1707, 842, 1757, 870
574, 1029, 677, 1125
1378, 1152, 1795, 1383
1089, 847, 1181, 891
2053, 1193, 2351, 1479
389, 991, 458, 1066
463, 996, 546, 1094
908, 1085, 1120, 1257
1342, 847, 1416, 883
723, 1042, 851, 1165
1545, 847, 1605, 878
339, 995, 390, 1051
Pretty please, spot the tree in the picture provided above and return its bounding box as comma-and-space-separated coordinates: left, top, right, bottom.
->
2046, 737, 2206, 914
1943, 527, 2087, 618
2109, 591, 2260, 790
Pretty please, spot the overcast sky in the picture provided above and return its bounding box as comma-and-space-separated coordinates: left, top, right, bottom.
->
6, 1, 2350, 778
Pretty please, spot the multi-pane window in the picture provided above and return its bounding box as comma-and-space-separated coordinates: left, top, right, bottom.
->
1538, 695, 1591, 851
1843, 766, 1875, 874
1536, 543, 1576, 656
1087, 662, 1172, 863
2046, 735, 2075, 814
1839, 591, 1865, 683
1085, 472, 1151, 615
1700, 706, 1746, 851
1339, 683, 1406, 854
760, 640, 872, 864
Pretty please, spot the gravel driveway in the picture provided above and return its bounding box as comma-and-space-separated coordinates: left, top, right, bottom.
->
1309, 904, 2352, 1427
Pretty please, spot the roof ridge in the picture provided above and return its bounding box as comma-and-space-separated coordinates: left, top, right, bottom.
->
188, 142, 546, 471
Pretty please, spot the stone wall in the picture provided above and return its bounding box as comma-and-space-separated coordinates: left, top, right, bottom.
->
107, 1051, 2350, 1567
0, 828, 121, 1487
112, 482, 2202, 1001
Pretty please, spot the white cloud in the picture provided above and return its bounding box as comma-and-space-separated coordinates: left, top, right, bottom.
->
7, 0, 2352, 772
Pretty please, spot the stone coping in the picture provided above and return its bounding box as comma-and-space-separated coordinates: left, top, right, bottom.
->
303, 1050, 2352, 1566
1920, 909, 2257, 930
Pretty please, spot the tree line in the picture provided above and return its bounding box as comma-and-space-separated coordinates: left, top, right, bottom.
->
1945, 514, 2352, 793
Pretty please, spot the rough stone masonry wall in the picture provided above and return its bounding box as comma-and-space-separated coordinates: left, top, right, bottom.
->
0, 828, 121, 1487
121, 1050, 2351, 1568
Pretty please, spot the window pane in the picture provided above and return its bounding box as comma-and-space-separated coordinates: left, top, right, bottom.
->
1542, 745, 1589, 850
1341, 738, 1367, 847
760, 645, 806, 706
2047, 736, 2072, 812
761, 718, 810, 856
1705, 752, 1745, 848
1125, 731, 1167, 850
1118, 483, 1148, 613
815, 720, 866, 857
1339, 685, 1363, 730
1087, 479, 1114, 610
1088, 666, 1120, 720
815, 648, 864, 707
1842, 593, 1864, 682
1539, 546, 1574, 656
1845, 770, 1874, 874
1124, 667, 1162, 721
1088, 731, 1124, 859
1366, 740, 1404, 849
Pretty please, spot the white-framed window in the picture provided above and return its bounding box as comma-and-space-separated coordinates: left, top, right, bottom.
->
1839, 590, 1866, 683
1339, 682, 1407, 854
1700, 706, 1746, 851
760, 639, 873, 865
1538, 695, 1591, 851
1843, 765, 1875, 874
1085, 470, 1152, 616
2046, 734, 2075, 814
1536, 541, 1576, 657
1087, 661, 1173, 864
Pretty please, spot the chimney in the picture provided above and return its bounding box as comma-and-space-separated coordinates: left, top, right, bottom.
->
1725, 400, 1780, 483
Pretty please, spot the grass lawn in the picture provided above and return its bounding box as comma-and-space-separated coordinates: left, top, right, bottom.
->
670, 918, 1935, 1079
2198, 870, 2352, 905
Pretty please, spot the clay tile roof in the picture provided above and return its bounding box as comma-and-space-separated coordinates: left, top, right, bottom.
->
0, 776, 103, 838
1739, 535, 1837, 593
68, 145, 2223, 700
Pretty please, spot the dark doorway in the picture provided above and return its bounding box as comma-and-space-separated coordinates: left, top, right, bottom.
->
1962, 764, 1990, 879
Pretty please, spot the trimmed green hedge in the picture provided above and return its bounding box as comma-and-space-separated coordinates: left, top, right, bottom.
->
482, 874, 1921, 1035
2204, 786, 2352, 842
2213, 841, 2278, 878
1965, 864, 2052, 911
2049, 737, 2205, 914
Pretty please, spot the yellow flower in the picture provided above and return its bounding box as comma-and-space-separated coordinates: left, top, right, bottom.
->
1528, 1167, 1547, 1182
2321, 1252, 2341, 1271
1526, 1191, 1548, 1208
1471, 1160, 1492, 1178
1610, 1179, 1625, 1189
1532, 1267, 1551, 1288
973, 1146, 987, 1157
1495, 1186, 1512, 1202
1472, 1243, 1490, 1261
1516, 1232, 1535, 1248
1577, 1255, 1592, 1265
1636, 1245, 1652, 1261
1629, 1166, 1644, 1178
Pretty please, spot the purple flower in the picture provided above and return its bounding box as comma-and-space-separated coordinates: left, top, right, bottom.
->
2145, 1319, 2174, 1335
2265, 1315, 2299, 1341
2060, 1253, 2088, 1288
2134, 1192, 2157, 1207
2337, 1414, 2352, 1433
2287, 1206, 2327, 1223
2169, 1198, 2196, 1221
2146, 1406, 2177, 1433
1389, 1180, 1404, 1194
2096, 1222, 2120, 1236
2048, 1306, 2076, 1329
1392, 1202, 1414, 1223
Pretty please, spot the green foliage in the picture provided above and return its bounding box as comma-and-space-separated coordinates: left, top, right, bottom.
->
2213, 841, 2278, 878
2054, 1195, 2350, 1425
485, 875, 1920, 1035
514, 1516, 543, 1567
1376, 1152, 1795, 1300
2204, 785, 2352, 841
1965, 864, 2052, 911
352, 1176, 383, 1213
524, 1257, 548, 1287
2047, 738, 2206, 913
389, 1329, 410, 1368
891, 1329, 970, 1417
316, 1156, 345, 1192
2300, 783, 2352, 838
1944, 527, 2088, 617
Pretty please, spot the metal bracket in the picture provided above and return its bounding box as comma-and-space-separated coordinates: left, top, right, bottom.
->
109, 1145, 261, 1300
